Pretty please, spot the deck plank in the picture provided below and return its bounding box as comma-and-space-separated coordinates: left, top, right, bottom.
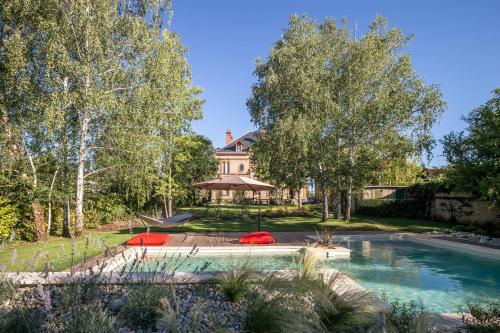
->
163, 231, 311, 247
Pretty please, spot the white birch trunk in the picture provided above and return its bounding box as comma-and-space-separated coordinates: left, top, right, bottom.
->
345, 145, 354, 221
75, 115, 89, 237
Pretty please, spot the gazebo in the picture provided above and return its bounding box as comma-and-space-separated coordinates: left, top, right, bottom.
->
193, 175, 275, 230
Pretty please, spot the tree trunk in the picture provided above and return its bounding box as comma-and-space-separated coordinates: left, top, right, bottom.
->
167, 163, 173, 218
62, 146, 71, 238
297, 189, 302, 208
331, 189, 342, 219
61, 77, 71, 238
162, 193, 168, 218
74, 115, 89, 237
47, 201, 52, 238
321, 186, 328, 222
31, 202, 47, 242
47, 168, 59, 238
63, 198, 71, 237
344, 146, 354, 221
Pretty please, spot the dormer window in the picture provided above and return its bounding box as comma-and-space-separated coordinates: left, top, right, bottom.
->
236, 141, 242, 151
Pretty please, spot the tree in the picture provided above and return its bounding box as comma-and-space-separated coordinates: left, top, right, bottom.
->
248, 16, 326, 209
1, 0, 206, 239
248, 15, 445, 221
442, 89, 500, 207
170, 134, 219, 207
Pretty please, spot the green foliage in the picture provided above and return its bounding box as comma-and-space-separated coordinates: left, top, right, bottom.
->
0, 0, 205, 239
0, 196, 19, 241
59, 278, 104, 309
119, 284, 172, 329
0, 274, 16, 302
460, 299, 500, 333
442, 89, 500, 207
0, 306, 44, 333
385, 299, 430, 333
156, 291, 206, 333
243, 274, 310, 333
297, 271, 376, 332
84, 195, 130, 228
170, 134, 219, 207
358, 199, 426, 219
370, 159, 427, 186
248, 14, 445, 219
216, 258, 253, 302
62, 301, 116, 333
291, 249, 320, 283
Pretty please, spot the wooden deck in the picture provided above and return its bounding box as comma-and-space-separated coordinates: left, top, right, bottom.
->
164, 231, 312, 247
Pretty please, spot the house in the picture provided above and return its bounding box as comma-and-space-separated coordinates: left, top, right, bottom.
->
211, 130, 307, 204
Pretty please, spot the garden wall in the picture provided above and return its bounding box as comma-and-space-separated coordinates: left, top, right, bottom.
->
428, 192, 500, 224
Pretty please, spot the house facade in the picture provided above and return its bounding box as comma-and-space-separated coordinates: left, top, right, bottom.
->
211, 130, 307, 204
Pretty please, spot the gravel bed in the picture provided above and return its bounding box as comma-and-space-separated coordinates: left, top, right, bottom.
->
2, 284, 246, 332
424, 231, 500, 250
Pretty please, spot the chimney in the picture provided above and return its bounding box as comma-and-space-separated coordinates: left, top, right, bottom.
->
225, 130, 233, 144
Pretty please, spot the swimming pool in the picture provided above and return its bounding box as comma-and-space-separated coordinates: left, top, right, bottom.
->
121, 238, 500, 313
332, 239, 500, 313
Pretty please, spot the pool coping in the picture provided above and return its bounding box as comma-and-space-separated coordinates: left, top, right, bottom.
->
100, 244, 353, 273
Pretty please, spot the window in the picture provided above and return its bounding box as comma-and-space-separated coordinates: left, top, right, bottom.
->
239, 163, 245, 173
236, 142, 242, 151
222, 161, 230, 174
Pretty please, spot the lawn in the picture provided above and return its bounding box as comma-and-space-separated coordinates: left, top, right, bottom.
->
0, 205, 459, 272
0, 229, 135, 272
169, 215, 458, 233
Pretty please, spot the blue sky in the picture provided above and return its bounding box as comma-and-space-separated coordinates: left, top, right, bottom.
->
170, 0, 500, 166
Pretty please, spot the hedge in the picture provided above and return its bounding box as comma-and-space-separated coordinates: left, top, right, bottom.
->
357, 199, 426, 219
0, 197, 20, 241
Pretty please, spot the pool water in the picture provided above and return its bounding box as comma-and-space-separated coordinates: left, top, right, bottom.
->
331, 240, 500, 313
125, 240, 500, 313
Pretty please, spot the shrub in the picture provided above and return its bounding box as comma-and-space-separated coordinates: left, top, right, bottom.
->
59, 277, 104, 309
216, 257, 253, 302
291, 249, 320, 283
460, 299, 500, 333
61, 301, 116, 333
357, 199, 426, 219
119, 283, 171, 329
156, 291, 206, 333
0, 196, 20, 242
84, 194, 129, 228
243, 274, 312, 333
309, 272, 376, 332
385, 299, 430, 333
0, 274, 16, 302
0, 306, 44, 333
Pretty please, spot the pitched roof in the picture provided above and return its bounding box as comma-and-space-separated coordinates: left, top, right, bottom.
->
216, 131, 257, 153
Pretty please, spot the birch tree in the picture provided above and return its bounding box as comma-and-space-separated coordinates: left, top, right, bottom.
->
249, 15, 445, 221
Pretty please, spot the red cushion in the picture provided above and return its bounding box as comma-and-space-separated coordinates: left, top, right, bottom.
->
127, 233, 170, 246
239, 232, 275, 244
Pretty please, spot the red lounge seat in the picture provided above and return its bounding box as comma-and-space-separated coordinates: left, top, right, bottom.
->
127, 233, 170, 246
239, 231, 275, 245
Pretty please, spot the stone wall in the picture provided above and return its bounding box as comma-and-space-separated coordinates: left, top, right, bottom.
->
428, 192, 500, 224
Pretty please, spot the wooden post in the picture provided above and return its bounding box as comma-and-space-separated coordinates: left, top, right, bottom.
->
258, 191, 262, 231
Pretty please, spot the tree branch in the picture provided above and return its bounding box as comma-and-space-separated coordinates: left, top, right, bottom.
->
83, 164, 123, 179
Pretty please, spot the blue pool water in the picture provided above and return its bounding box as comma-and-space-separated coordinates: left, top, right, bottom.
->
128, 239, 500, 313
331, 240, 500, 313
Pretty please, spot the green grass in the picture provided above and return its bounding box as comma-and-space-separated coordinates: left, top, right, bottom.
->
0, 229, 135, 272
173, 204, 458, 233
0, 205, 459, 272
166, 215, 457, 233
